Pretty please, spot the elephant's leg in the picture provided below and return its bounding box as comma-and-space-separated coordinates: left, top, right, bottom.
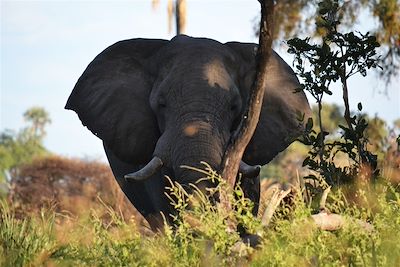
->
103, 143, 170, 231
239, 174, 261, 216
236, 174, 261, 247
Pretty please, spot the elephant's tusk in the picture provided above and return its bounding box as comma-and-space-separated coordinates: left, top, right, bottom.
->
239, 161, 261, 178
125, 157, 163, 181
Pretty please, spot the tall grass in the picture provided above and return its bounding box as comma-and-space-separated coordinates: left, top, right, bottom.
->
1, 171, 399, 266
252, 182, 400, 266
0, 203, 55, 266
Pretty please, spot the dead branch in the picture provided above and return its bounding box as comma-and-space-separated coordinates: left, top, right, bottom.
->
319, 186, 331, 211
261, 187, 292, 227
259, 182, 373, 232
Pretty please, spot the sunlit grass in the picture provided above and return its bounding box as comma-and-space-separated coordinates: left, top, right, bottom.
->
1, 168, 399, 267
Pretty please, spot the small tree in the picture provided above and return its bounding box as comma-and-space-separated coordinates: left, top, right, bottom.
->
287, 0, 381, 186
263, 0, 400, 86
23, 107, 51, 142
0, 107, 51, 182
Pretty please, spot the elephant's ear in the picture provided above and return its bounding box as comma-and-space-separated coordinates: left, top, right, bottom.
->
226, 42, 311, 165
65, 39, 167, 163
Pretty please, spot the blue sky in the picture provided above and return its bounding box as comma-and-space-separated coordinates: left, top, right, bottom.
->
1, 0, 399, 161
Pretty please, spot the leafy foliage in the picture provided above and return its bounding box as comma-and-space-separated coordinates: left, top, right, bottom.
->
287, 0, 382, 186
267, 0, 400, 84
0, 107, 51, 183
252, 184, 400, 266
1, 170, 399, 266
0, 202, 56, 267
22, 107, 51, 142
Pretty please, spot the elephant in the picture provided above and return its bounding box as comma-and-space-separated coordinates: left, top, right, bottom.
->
65, 35, 311, 231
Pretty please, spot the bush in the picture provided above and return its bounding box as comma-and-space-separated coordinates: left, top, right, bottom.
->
7, 156, 140, 222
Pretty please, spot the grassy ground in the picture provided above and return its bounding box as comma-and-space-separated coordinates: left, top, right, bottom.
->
1, 175, 399, 267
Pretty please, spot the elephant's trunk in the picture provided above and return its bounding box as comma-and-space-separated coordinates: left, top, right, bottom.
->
124, 108, 262, 183
172, 119, 227, 185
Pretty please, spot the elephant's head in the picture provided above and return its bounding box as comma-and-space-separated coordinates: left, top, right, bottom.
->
66, 35, 310, 229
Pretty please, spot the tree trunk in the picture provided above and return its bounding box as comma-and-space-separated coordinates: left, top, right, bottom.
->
218, 0, 275, 231
221, 0, 275, 191
175, 0, 186, 35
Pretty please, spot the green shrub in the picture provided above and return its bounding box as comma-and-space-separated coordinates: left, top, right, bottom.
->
0, 202, 56, 266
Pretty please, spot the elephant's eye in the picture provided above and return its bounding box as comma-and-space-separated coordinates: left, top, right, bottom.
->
158, 97, 167, 109
231, 105, 238, 113
231, 104, 238, 112
230, 95, 242, 115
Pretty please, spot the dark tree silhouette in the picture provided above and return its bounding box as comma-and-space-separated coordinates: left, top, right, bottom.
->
219, 0, 275, 228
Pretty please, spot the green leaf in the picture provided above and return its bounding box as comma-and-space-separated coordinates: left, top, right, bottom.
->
305, 118, 314, 132
302, 156, 311, 167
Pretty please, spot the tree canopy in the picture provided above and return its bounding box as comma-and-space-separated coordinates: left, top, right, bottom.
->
268, 0, 399, 85
0, 107, 51, 182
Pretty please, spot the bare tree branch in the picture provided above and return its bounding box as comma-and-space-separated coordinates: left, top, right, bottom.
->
261, 187, 292, 227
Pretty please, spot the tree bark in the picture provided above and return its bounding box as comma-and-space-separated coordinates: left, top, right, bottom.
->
220, 0, 275, 189
218, 0, 274, 231
175, 0, 186, 35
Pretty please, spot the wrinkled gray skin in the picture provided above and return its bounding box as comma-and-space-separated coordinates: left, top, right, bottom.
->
66, 35, 311, 231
